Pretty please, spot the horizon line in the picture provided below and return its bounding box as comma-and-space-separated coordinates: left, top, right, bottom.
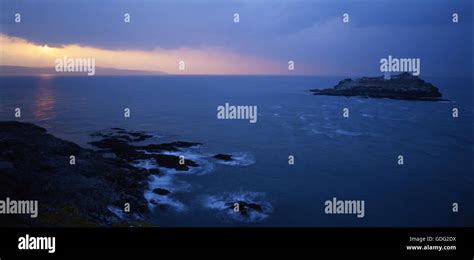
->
0, 65, 469, 79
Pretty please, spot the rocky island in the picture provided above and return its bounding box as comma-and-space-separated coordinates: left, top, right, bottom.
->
310, 73, 444, 101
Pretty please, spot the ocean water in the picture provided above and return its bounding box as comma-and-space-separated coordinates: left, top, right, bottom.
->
0, 75, 473, 227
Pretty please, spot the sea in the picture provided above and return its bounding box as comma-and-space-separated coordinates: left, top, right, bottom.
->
0, 75, 473, 227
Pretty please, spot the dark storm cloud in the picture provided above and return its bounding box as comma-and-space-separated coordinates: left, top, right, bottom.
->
0, 0, 472, 76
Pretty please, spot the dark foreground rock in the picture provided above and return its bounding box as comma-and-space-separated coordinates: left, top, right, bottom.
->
310, 73, 444, 101
89, 128, 200, 171
91, 128, 153, 142
0, 122, 239, 225
0, 121, 150, 227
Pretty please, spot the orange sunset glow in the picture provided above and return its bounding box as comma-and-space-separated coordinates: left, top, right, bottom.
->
0, 34, 308, 75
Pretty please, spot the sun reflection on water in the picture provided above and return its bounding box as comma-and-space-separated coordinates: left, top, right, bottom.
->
33, 77, 56, 121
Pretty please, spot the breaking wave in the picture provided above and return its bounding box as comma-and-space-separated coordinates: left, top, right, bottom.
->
201, 191, 272, 223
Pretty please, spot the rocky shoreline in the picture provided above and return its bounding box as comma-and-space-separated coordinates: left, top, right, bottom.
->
0, 121, 267, 226
0, 121, 152, 226
310, 73, 445, 101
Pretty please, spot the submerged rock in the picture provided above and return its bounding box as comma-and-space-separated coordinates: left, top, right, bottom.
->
310, 73, 444, 101
139, 141, 201, 153
226, 201, 263, 216
152, 188, 171, 196
147, 169, 161, 175
91, 128, 153, 142
214, 154, 233, 161
151, 154, 198, 171
167, 141, 202, 148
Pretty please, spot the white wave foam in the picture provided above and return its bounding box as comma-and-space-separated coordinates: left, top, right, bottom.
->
334, 129, 363, 136
128, 146, 259, 213
161, 150, 216, 175
311, 129, 324, 135
201, 191, 272, 223
132, 159, 158, 170
107, 206, 126, 219
148, 174, 190, 192
144, 174, 189, 212
144, 190, 187, 212
135, 149, 159, 155
214, 152, 255, 166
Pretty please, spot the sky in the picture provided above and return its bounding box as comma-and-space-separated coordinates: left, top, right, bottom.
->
0, 0, 472, 76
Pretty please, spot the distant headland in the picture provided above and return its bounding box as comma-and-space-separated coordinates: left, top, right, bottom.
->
0, 65, 167, 76
310, 73, 445, 101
